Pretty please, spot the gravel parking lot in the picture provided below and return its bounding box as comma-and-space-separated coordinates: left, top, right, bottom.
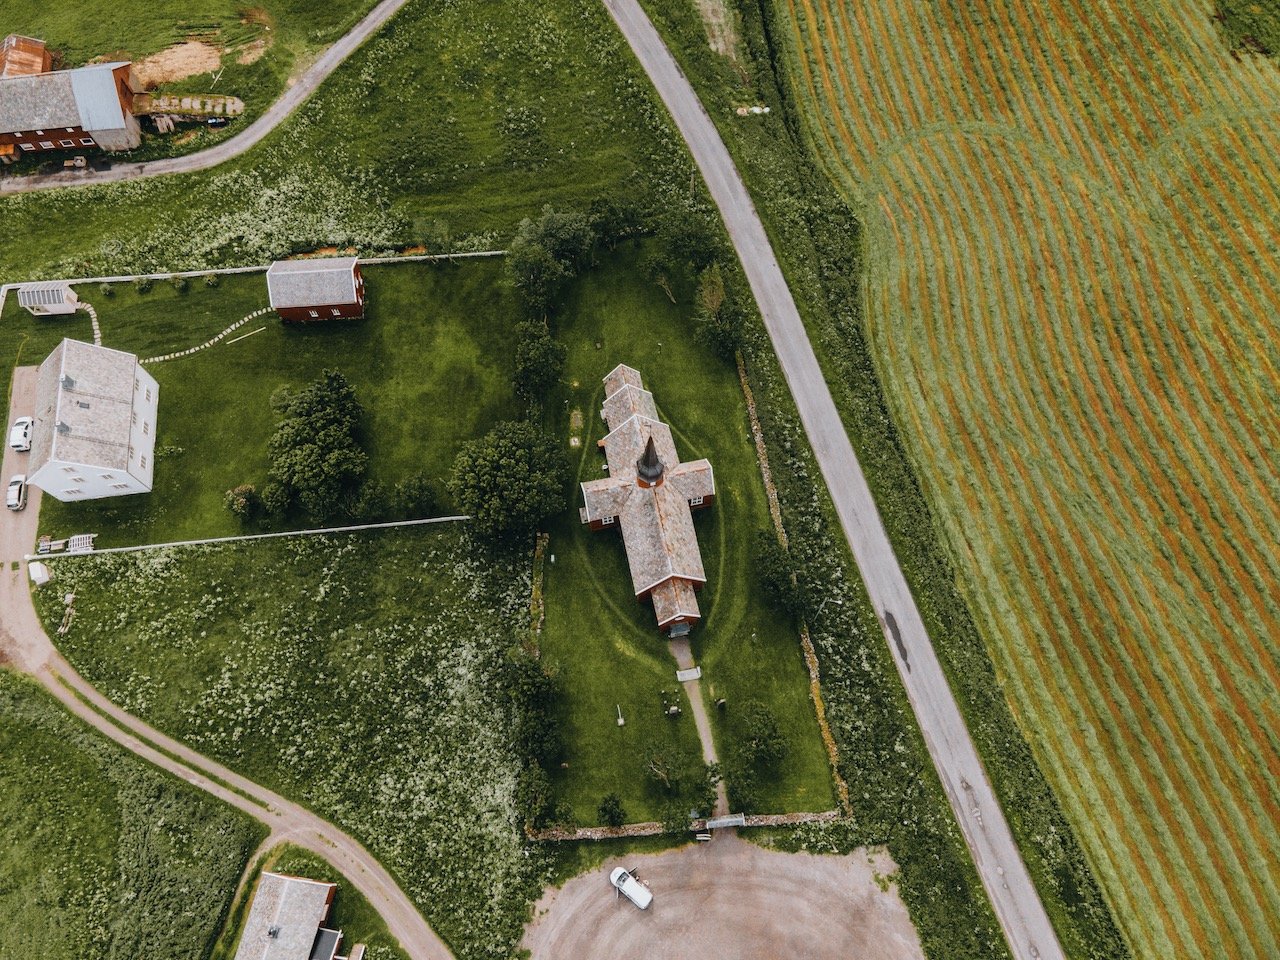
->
523, 832, 924, 959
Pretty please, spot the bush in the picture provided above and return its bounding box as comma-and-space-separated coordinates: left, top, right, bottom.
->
203, 272, 220, 288
99, 282, 114, 297
447, 421, 567, 539
736, 701, 786, 770
134, 277, 153, 294
693, 262, 745, 359
223, 483, 261, 521
598, 793, 626, 827
392, 472, 437, 517
753, 532, 807, 619
170, 275, 189, 294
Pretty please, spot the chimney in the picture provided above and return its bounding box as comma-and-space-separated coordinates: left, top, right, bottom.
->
636, 436, 664, 487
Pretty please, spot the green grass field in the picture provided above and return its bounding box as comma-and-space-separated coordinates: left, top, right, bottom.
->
0, 670, 265, 960
541, 247, 834, 822
768, 0, 1280, 956
1, 0, 379, 162
0, 0, 695, 281
5, 260, 518, 546
212, 844, 411, 960
34, 526, 541, 959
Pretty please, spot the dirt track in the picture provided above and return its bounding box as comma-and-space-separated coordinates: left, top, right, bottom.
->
522, 832, 924, 960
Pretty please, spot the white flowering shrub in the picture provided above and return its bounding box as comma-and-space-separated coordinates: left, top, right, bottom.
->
39, 528, 544, 958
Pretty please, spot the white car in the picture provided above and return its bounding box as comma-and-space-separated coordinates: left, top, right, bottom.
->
7, 417, 33, 451
610, 867, 652, 910
6, 474, 27, 511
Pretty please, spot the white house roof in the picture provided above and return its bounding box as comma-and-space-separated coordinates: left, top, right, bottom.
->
0, 62, 129, 134
233, 872, 337, 960
266, 258, 360, 308
17, 281, 75, 307
30, 338, 144, 473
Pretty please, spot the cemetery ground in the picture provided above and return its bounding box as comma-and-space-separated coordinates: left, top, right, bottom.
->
0, 259, 518, 547
0, 671, 264, 960
542, 249, 835, 823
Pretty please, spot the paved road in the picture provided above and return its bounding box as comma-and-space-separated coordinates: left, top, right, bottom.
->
0, 369, 452, 960
601, 3, 1066, 958
523, 831, 923, 959
0, 0, 412, 196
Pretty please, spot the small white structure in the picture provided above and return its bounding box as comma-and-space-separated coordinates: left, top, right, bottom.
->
16, 281, 79, 316
235, 871, 362, 960
27, 561, 50, 585
28, 339, 158, 502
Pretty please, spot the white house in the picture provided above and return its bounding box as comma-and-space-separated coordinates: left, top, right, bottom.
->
16, 280, 78, 316
28, 339, 158, 502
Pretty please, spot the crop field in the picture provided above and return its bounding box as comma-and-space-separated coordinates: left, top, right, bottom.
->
0, 671, 264, 960
772, 0, 1280, 956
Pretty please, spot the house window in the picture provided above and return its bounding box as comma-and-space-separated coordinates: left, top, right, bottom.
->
39, 141, 54, 149
14, 132, 22, 139
19, 143, 33, 151
58, 139, 74, 148
601, 515, 616, 526
690, 496, 704, 506
35, 130, 43, 135
309, 310, 319, 318
331, 308, 340, 316
111, 483, 129, 490
64, 127, 73, 133
64, 488, 81, 496
79, 138, 94, 146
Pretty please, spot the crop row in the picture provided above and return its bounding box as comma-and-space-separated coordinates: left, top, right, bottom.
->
772, 0, 1280, 956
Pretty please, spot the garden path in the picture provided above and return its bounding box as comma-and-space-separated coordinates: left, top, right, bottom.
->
0, 0, 414, 196
602, 1, 1064, 957
0, 366, 453, 959
667, 635, 729, 817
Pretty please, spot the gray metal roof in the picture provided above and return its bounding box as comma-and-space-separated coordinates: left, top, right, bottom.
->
266, 258, 360, 308
0, 62, 129, 134
17, 281, 75, 307
234, 872, 337, 960
30, 338, 149, 474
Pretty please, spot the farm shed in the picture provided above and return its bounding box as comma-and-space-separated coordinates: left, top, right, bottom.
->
0, 60, 143, 155
16, 281, 79, 316
28, 338, 158, 502
233, 871, 364, 960
266, 257, 365, 323
580, 364, 716, 636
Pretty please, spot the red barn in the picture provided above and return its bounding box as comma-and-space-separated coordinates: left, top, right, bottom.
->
266, 257, 365, 323
0, 56, 142, 160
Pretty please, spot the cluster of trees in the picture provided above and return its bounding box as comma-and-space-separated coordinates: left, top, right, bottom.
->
642, 735, 718, 833
447, 420, 567, 541
226, 371, 437, 525
722, 701, 787, 814
506, 648, 570, 829
753, 531, 810, 620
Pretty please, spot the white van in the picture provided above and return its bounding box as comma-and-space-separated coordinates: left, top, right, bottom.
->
609, 868, 652, 910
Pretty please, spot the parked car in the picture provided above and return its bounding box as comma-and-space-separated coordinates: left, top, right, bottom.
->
609, 867, 652, 910
6, 475, 27, 511
206, 117, 230, 128
7, 416, 33, 451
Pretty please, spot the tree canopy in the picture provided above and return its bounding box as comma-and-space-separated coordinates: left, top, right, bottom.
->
506, 205, 595, 314
447, 420, 568, 538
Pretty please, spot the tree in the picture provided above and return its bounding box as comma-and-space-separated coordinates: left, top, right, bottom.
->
643, 738, 680, 792
506, 205, 595, 314
223, 483, 261, 521
753, 532, 807, 619
736, 701, 786, 770
505, 648, 563, 767
513, 320, 567, 403
263, 370, 368, 522
693, 262, 745, 359
598, 793, 626, 828
588, 198, 643, 249
448, 421, 568, 539
392, 472, 437, 517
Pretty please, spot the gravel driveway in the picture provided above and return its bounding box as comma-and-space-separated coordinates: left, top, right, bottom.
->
522, 832, 924, 960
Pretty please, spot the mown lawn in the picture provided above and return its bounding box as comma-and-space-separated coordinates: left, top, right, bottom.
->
541, 246, 834, 823
212, 844, 411, 960
35, 525, 541, 960
15, 260, 518, 547
0, 670, 265, 960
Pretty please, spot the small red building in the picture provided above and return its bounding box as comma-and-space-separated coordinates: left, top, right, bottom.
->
266, 257, 366, 323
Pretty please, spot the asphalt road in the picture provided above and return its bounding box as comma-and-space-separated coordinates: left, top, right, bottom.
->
0, 0, 413, 196
600, 2, 1067, 958
0, 368, 452, 960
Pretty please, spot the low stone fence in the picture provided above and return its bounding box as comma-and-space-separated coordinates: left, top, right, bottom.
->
529, 809, 841, 842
